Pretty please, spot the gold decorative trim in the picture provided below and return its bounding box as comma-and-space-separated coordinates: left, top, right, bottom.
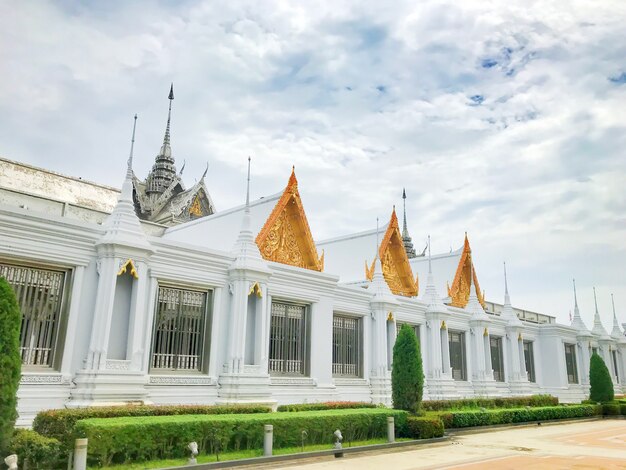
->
188, 194, 203, 217
483, 327, 489, 337
387, 311, 394, 321
117, 259, 138, 279
248, 282, 262, 298
255, 168, 323, 272
441, 320, 447, 330
518, 332, 523, 341
448, 234, 486, 309
365, 208, 418, 297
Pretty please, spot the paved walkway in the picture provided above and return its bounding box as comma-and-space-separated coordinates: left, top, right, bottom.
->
256, 419, 626, 469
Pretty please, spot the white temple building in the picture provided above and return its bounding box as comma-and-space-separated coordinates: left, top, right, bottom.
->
1, 91, 625, 426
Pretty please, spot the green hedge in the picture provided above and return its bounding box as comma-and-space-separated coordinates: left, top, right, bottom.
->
277, 402, 376, 412
621, 404, 626, 415
406, 416, 444, 439
74, 408, 408, 466
602, 403, 621, 416
421, 394, 558, 411
33, 404, 271, 448
441, 404, 600, 428
9, 429, 64, 470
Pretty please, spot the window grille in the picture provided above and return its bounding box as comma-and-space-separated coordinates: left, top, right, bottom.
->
396, 322, 420, 342
564, 343, 578, 384
490, 336, 504, 381
151, 286, 208, 371
523, 340, 536, 382
269, 302, 307, 375
449, 331, 467, 381
612, 350, 620, 382
332, 315, 361, 377
0, 263, 66, 367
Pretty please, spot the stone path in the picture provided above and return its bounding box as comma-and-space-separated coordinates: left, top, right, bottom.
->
252, 419, 626, 469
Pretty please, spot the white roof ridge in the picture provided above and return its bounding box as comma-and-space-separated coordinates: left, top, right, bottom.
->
316, 223, 389, 245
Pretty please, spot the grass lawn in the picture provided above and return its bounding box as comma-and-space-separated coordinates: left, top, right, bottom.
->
91, 437, 412, 469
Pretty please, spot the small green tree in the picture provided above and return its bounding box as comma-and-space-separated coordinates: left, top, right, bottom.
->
391, 324, 424, 413
0, 277, 22, 453
589, 352, 614, 403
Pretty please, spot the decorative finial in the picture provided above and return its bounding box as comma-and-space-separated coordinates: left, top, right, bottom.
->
246, 156, 251, 208
168, 83, 174, 101
593, 286, 599, 314
402, 188, 408, 234
375, 217, 380, 259
428, 234, 433, 274
127, 114, 138, 171
201, 162, 208, 180
180, 160, 186, 175
504, 262, 509, 296
163, 84, 174, 149
573, 278, 578, 309
611, 293, 617, 320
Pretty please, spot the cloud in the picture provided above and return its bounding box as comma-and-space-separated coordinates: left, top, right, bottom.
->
0, 0, 625, 326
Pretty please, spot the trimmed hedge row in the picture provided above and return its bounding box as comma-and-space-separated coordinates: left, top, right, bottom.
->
74, 408, 409, 466
436, 404, 600, 429
406, 416, 444, 439
277, 402, 377, 412
421, 394, 558, 411
33, 404, 271, 448
9, 429, 64, 470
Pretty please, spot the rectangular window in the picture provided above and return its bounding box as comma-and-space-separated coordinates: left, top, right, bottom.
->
564, 343, 578, 384
396, 322, 420, 343
523, 340, 536, 382
612, 350, 620, 382
449, 331, 467, 381
151, 286, 209, 371
490, 336, 505, 382
0, 263, 66, 368
269, 301, 308, 375
332, 315, 362, 377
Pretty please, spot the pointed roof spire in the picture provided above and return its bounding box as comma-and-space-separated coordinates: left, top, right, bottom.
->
245, 156, 251, 208
428, 234, 432, 275
401, 188, 416, 259
571, 279, 591, 335
161, 83, 174, 156
466, 246, 488, 321
368, 216, 396, 304
146, 85, 178, 195
610, 293, 623, 339
501, 262, 522, 326
592, 287, 610, 338
424, 235, 446, 312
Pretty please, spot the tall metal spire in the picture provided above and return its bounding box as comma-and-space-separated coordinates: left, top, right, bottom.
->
592, 286, 609, 338
571, 278, 590, 334
127, 114, 137, 174
401, 188, 416, 258
147, 84, 178, 196
245, 156, 251, 209
573, 278, 579, 309
428, 234, 432, 274
163, 83, 174, 150
610, 293, 624, 338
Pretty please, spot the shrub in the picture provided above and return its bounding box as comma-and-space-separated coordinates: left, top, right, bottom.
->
33, 404, 271, 448
444, 404, 600, 428
406, 417, 444, 439
9, 429, 64, 469
620, 403, 626, 416
589, 353, 614, 403
0, 277, 22, 454
421, 395, 558, 411
277, 402, 376, 412
601, 403, 621, 416
392, 324, 424, 413
73, 408, 408, 466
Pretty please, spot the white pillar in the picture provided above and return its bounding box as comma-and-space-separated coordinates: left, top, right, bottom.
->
60, 265, 85, 375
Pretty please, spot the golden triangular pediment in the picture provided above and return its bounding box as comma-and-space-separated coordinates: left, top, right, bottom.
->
255, 169, 324, 272
365, 209, 419, 297
448, 234, 486, 308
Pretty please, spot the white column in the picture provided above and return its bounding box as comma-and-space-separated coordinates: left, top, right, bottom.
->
425, 315, 443, 379
207, 286, 223, 378
141, 275, 159, 374
441, 327, 451, 376
60, 265, 85, 375
506, 329, 521, 382
126, 261, 150, 370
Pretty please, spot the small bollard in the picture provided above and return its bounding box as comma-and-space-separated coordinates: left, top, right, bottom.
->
333, 429, 343, 458
187, 442, 198, 465
73, 438, 88, 470
4, 454, 18, 470
387, 416, 395, 443
264, 425, 273, 456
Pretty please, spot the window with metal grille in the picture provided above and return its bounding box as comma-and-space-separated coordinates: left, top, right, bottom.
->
269, 301, 307, 375
0, 263, 66, 367
490, 336, 505, 382
523, 340, 536, 382
396, 322, 420, 343
151, 286, 208, 371
564, 343, 578, 384
449, 331, 467, 381
332, 315, 361, 377
612, 350, 620, 382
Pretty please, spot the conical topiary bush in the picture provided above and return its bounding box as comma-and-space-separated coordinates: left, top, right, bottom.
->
392, 324, 424, 413
589, 352, 614, 403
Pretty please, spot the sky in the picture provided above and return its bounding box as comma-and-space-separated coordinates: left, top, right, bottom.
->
1, 0, 625, 328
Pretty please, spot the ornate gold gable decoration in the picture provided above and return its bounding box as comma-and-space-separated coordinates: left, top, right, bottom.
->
255, 168, 324, 271
365, 208, 419, 297
448, 234, 486, 308
188, 194, 203, 217
117, 259, 139, 279
248, 282, 263, 298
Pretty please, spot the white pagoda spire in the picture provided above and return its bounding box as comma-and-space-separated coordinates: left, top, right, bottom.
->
423, 235, 446, 311
97, 115, 151, 251
591, 287, 610, 338
368, 217, 395, 302
610, 294, 624, 339
570, 279, 591, 334
466, 254, 488, 321
501, 262, 522, 326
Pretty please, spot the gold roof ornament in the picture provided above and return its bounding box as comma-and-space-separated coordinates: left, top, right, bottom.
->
117, 258, 139, 279
248, 282, 262, 298
441, 320, 447, 330
448, 233, 486, 309
255, 168, 324, 271
365, 208, 419, 297
387, 311, 394, 321
188, 194, 203, 217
